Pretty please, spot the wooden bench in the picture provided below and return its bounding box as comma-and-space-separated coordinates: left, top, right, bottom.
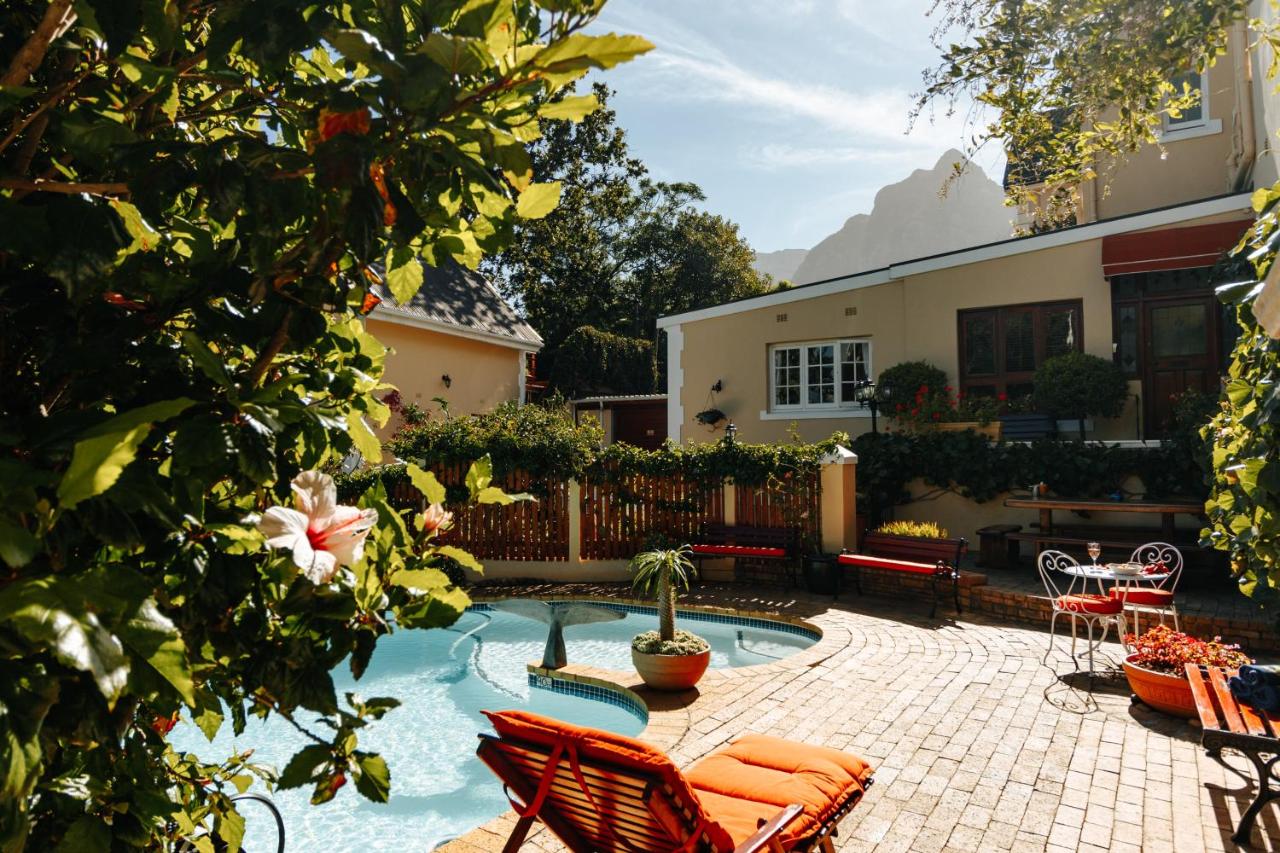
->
836, 532, 967, 618
690, 523, 800, 586
1185, 664, 1280, 845
998, 413, 1056, 440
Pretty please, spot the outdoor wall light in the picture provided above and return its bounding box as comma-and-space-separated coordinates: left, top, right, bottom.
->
711, 379, 723, 393
724, 421, 738, 444
441, 374, 452, 388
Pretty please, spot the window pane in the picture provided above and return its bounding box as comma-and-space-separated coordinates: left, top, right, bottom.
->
1046, 307, 1077, 358
963, 315, 996, 375
773, 347, 801, 407
806, 345, 834, 405
839, 342, 869, 402
1004, 312, 1035, 372
1151, 304, 1208, 357
1116, 305, 1139, 375
1169, 71, 1203, 124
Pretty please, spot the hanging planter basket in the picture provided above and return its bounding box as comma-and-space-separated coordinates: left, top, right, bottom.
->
694, 408, 726, 427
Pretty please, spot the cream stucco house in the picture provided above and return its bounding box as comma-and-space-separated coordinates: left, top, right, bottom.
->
659, 19, 1279, 447
366, 260, 541, 434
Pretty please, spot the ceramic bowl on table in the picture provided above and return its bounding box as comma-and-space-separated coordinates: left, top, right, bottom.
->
1107, 562, 1144, 577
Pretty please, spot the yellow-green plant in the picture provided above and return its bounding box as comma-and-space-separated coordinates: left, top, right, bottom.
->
876, 520, 950, 539
630, 545, 699, 647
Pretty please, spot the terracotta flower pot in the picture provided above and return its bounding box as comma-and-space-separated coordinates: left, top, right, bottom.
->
632, 648, 711, 691
1122, 655, 1198, 718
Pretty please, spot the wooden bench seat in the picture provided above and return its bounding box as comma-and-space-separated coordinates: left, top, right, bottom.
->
690, 523, 800, 586
836, 532, 967, 617
1184, 665, 1280, 845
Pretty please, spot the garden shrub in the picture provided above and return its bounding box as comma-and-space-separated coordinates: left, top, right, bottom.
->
877, 360, 949, 410
1032, 352, 1129, 432
549, 325, 658, 396
875, 520, 950, 539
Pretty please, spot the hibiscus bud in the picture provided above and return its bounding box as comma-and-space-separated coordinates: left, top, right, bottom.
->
422, 503, 453, 534
149, 713, 178, 736
329, 773, 347, 795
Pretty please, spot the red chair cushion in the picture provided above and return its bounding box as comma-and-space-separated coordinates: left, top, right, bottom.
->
691, 544, 787, 558
1109, 587, 1175, 606
1056, 593, 1123, 615
837, 553, 941, 575
685, 733, 873, 847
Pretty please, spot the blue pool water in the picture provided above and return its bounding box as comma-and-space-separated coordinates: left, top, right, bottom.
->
170, 604, 816, 851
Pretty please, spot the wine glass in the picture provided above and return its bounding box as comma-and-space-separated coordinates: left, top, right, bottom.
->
1087, 542, 1101, 566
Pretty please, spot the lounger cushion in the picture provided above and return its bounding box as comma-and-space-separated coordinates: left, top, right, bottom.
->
1108, 587, 1175, 606
837, 553, 941, 575
1055, 593, 1123, 615
686, 733, 873, 846
691, 544, 788, 558
483, 710, 735, 849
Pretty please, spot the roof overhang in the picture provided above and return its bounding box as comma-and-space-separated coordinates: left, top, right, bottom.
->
656, 192, 1253, 329
369, 306, 543, 352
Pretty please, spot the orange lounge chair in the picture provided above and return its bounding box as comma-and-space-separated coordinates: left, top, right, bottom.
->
476, 710, 874, 852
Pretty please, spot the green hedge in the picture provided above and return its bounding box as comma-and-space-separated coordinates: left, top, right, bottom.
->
852, 430, 1207, 523
548, 326, 658, 396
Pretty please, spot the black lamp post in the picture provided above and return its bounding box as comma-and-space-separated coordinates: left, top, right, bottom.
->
724, 421, 738, 444
854, 380, 892, 434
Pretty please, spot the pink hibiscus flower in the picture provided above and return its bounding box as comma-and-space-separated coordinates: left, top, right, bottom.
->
257, 471, 378, 583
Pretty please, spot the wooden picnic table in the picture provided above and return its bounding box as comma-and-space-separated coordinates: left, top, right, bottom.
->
1003, 496, 1203, 540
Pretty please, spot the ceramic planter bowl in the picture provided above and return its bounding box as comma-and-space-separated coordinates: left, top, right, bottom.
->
632, 647, 711, 691
1122, 654, 1198, 718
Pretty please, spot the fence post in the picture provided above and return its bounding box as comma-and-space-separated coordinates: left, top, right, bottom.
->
723, 481, 736, 526
818, 446, 858, 553
568, 479, 582, 563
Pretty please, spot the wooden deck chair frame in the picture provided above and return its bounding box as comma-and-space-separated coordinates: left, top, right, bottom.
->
476, 732, 866, 853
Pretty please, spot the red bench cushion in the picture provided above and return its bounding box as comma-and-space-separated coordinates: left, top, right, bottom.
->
836, 553, 941, 575
1109, 587, 1175, 606
691, 544, 787, 558
1056, 593, 1123, 615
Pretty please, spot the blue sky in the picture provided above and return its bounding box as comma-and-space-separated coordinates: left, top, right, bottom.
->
591, 0, 1002, 253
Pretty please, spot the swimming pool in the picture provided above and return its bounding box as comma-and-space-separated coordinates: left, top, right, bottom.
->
170, 603, 816, 851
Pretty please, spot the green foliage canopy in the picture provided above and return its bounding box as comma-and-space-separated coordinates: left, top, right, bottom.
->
483, 83, 771, 390
0, 0, 648, 848
549, 325, 658, 396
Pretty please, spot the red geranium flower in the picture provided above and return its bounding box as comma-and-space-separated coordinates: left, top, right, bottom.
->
997, 393, 1008, 402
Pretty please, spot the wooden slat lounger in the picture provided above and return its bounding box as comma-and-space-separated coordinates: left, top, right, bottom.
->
476, 710, 874, 852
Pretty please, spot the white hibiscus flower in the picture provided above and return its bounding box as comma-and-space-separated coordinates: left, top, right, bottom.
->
257, 471, 378, 584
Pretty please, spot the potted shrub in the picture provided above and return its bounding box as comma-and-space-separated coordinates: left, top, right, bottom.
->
1122, 625, 1252, 718
630, 545, 711, 691
1032, 352, 1129, 440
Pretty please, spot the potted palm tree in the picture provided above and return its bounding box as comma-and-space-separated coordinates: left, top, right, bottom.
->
630, 545, 711, 691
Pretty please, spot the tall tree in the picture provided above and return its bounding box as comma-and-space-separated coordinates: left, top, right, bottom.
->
918, 0, 1280, 609
0, 0, 648, 847
484, 84, 770, 388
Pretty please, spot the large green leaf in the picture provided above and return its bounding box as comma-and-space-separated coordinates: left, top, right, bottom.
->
432, 545, 482, 573
346, 412, 383, 463
277, 744, 331, 790
117, 599, 196, 707
0, 577, 129, 706
0, 519, 38, 569
538, 93, 599, 121
405, 463, 446, 505
353, 753, 390, 803
57, 398, 195, 510
385, 247, 424, 303
514, 182, 562, 220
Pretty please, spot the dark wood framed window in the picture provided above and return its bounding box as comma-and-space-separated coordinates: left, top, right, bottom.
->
957, 300, 1084, 400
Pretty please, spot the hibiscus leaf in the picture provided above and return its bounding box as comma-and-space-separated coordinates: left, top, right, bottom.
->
405, 462, 446, 505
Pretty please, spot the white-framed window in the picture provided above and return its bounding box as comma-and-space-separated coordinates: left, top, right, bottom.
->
770, 339, 871, 410
1160, 70, 1221, 140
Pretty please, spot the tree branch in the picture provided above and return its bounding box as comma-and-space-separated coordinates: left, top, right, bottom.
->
246, 309, 293, 387
1, 0, 78, 88
0, 177, 128, 196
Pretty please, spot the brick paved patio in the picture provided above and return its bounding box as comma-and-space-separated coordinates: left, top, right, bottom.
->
442, 583, 1279, 853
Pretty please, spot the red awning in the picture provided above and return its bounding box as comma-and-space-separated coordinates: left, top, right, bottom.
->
1101, 219, 1252, 277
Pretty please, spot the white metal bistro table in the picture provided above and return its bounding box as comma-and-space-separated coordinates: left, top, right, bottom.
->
1057, 561, 1172, 654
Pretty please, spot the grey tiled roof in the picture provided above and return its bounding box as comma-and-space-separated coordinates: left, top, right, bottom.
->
374, 259, 542, 347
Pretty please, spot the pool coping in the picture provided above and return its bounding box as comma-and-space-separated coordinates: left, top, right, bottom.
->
466, 593, 848, 750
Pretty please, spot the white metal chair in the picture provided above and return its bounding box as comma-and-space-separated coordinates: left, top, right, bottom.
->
1110, 541, 1183, 635
1038, 549, 1127, 676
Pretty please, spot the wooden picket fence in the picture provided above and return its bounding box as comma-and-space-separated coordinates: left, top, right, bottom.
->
387, 464, 821, 563
389, 463, 570, 562
578, 468, 724, 560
